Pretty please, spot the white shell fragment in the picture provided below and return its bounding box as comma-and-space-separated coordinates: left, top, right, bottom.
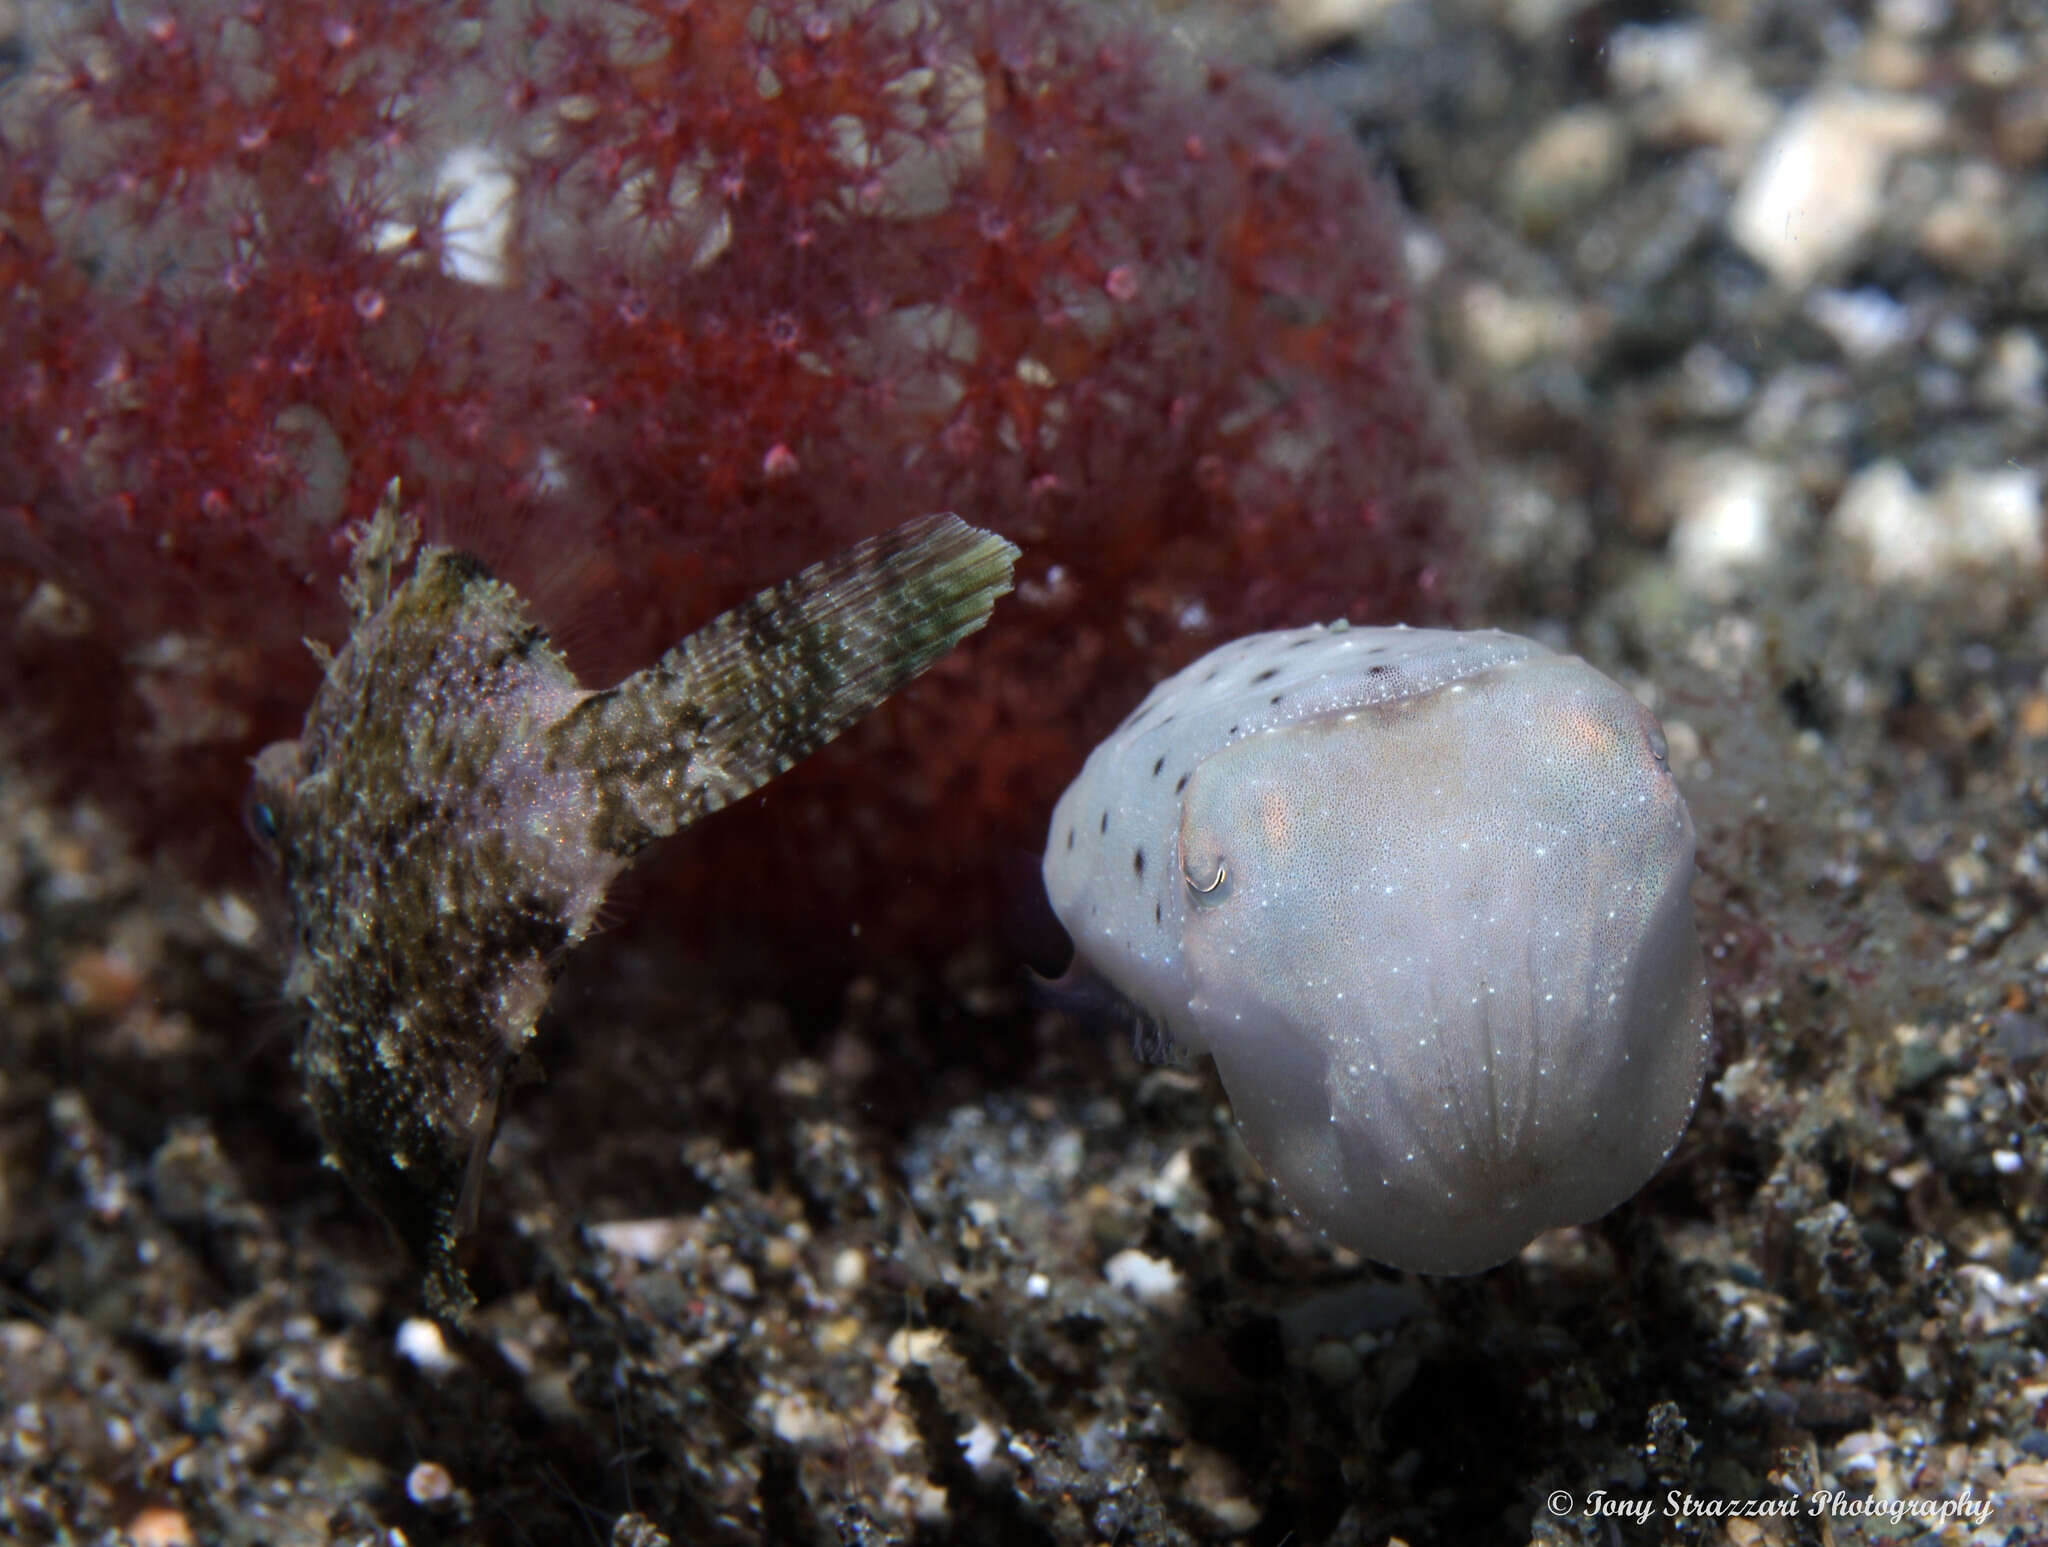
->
1043, 624, 1711, 1274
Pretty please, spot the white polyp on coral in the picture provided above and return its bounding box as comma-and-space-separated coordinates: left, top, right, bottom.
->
435, 145, 518, 287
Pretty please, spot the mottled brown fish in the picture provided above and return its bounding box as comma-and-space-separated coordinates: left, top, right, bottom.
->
251, 483, 1018, 1318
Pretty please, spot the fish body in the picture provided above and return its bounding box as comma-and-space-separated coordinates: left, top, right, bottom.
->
254, 485, 1018, 1317
1043, 623, 1710, 1273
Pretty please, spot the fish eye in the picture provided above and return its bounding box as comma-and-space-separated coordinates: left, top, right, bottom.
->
244, 795, 283, 855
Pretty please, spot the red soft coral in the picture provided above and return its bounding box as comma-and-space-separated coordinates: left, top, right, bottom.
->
0, 0, 1465, 955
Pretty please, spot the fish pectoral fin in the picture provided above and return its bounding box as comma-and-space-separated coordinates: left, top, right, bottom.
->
453, 1087, 501, 1242
548, 513, 1019, 843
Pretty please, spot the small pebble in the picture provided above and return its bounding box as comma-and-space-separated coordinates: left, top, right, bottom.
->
1804, 287, 1911, 360
957, 1420, 1000, 1472
1832, 460, 2043, 586
830, 1248, 868, 1291
588, 1217, 690, 1263
1729, 88, 1943, 288
124, 1507, 194, 1547
1664, 449, 1794, 599
1103, 1248, 1182, 1304
395, 1317, 459, 1377
715, 1261, 757, 1299
1506, 106, 1627, 231
406, 1460, 455, 1505
1308, 1337, 1363, 1388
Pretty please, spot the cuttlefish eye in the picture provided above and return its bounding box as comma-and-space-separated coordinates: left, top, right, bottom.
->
1183, 859, 1229, 906
1041, 624, 1711, 1275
